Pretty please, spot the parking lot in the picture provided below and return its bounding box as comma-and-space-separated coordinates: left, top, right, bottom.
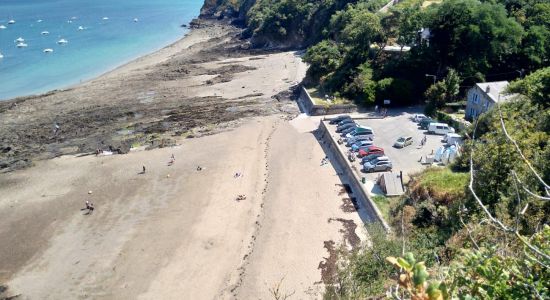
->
326, 111, 447, 184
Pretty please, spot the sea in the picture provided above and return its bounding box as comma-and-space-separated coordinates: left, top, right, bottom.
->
0, 0, 203, 100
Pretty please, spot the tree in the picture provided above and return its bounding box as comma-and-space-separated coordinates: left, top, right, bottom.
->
344, 62, 377, 105
507, 67, 550, 107
303, 40, 343, 81
329, 3, 383, 57
424, 0, 523, 75
424, 69, 460, 115
376, 77, 414, 105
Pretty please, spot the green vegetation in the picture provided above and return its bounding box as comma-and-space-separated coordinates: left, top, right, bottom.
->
206, 0, 549, 108
307, 87, 351, 105
327, 96, 549, 298
508, 66, 550, 106
415, 168, 468, 198
372, 194, 397, 222
326, 223, 401, 299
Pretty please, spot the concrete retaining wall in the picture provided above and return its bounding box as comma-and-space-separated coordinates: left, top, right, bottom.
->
319, 121, 391, 232
300, 87, 357, 116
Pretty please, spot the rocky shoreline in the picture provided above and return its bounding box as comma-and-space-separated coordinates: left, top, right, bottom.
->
0, 18, 301, 173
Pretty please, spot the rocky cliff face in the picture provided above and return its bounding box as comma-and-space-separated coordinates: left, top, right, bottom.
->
199, 0, 305, 49
200, 0, 255, 21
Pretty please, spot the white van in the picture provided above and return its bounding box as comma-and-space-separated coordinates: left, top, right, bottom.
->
428, 122, 455, 135
444, 133, 463, 145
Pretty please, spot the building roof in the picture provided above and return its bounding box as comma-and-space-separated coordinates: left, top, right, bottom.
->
474, 81, 514, 103
380, 172, 404, 196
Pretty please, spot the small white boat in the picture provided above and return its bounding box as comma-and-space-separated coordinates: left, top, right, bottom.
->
43, 48, 54, 53
67, 20, 73, 23
71, 16, 77, 20
133, 18, 139, 22
78, 26, 84, 31
0, 52, 4, 59
15, 37, 25, 43
0, 25, 6, 29
8, 20, 15, 24
37, 19, 43, 23
41, 31, 50, 35
57, 38, 68, 45
16, 42, 28, 48
102, 17, 109, 20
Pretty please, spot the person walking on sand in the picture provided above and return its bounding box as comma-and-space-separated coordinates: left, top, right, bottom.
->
142, 165, 146, 173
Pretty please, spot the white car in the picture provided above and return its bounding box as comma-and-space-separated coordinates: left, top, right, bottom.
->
413, 114, 428, 122
351, 140, 375, 151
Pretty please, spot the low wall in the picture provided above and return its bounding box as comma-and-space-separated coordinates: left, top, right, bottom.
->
319, 121, 391, 232
300, 87, 357, 116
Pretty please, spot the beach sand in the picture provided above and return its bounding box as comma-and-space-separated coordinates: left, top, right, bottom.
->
1, 115, 365, 299
0, 19, 366, 299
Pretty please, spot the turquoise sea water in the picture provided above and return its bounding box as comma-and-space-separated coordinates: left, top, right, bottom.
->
0, 0, 203, 100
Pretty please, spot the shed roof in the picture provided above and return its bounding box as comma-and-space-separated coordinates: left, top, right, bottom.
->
380, 172, 404, 196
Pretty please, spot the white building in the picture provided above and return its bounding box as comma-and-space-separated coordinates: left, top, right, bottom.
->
465, 81, 514, 120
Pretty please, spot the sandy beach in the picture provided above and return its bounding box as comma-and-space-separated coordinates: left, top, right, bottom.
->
0, 19, 365, 299
0, 116, 365, 299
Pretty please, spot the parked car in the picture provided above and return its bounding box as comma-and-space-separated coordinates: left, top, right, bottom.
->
361, 153, 386, 164
428, 123, 455, 135
346, 136, 373, 146
363, 160, 393, 172
346, 131, 375, 140
394, 136, 413, 148
337, 118, 355, 126
363, 155, 390, 165
345, 127, 374, 139
341, 125, 370, 136
336, 123, 357, 133
341, 126, 359, 136
350, 140, 374, 150
358, 146, 384, 158
419, 118, 435, 130
353, 143, 377, 153
329, 115, 351, 124
412, 114, 427, 122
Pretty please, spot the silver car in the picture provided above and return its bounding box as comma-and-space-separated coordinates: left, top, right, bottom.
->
394, 136, 413, 148
346, 136, 373, 146
363, 160, 393, 172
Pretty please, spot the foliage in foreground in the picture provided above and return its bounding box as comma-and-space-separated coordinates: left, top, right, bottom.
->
387, 226, 550, 299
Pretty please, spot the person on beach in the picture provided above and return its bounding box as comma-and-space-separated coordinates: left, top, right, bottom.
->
53, 123, 60, 136
84, 201, 94, 214
142, 165, 146, 173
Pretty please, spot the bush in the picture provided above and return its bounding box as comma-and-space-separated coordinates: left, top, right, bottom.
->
376, 77, 414, 105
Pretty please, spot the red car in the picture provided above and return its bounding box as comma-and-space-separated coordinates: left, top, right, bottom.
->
358, 146, 384, 158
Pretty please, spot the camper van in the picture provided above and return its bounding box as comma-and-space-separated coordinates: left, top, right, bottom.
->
427, 123, 455, 135
443, 133, 463, 145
